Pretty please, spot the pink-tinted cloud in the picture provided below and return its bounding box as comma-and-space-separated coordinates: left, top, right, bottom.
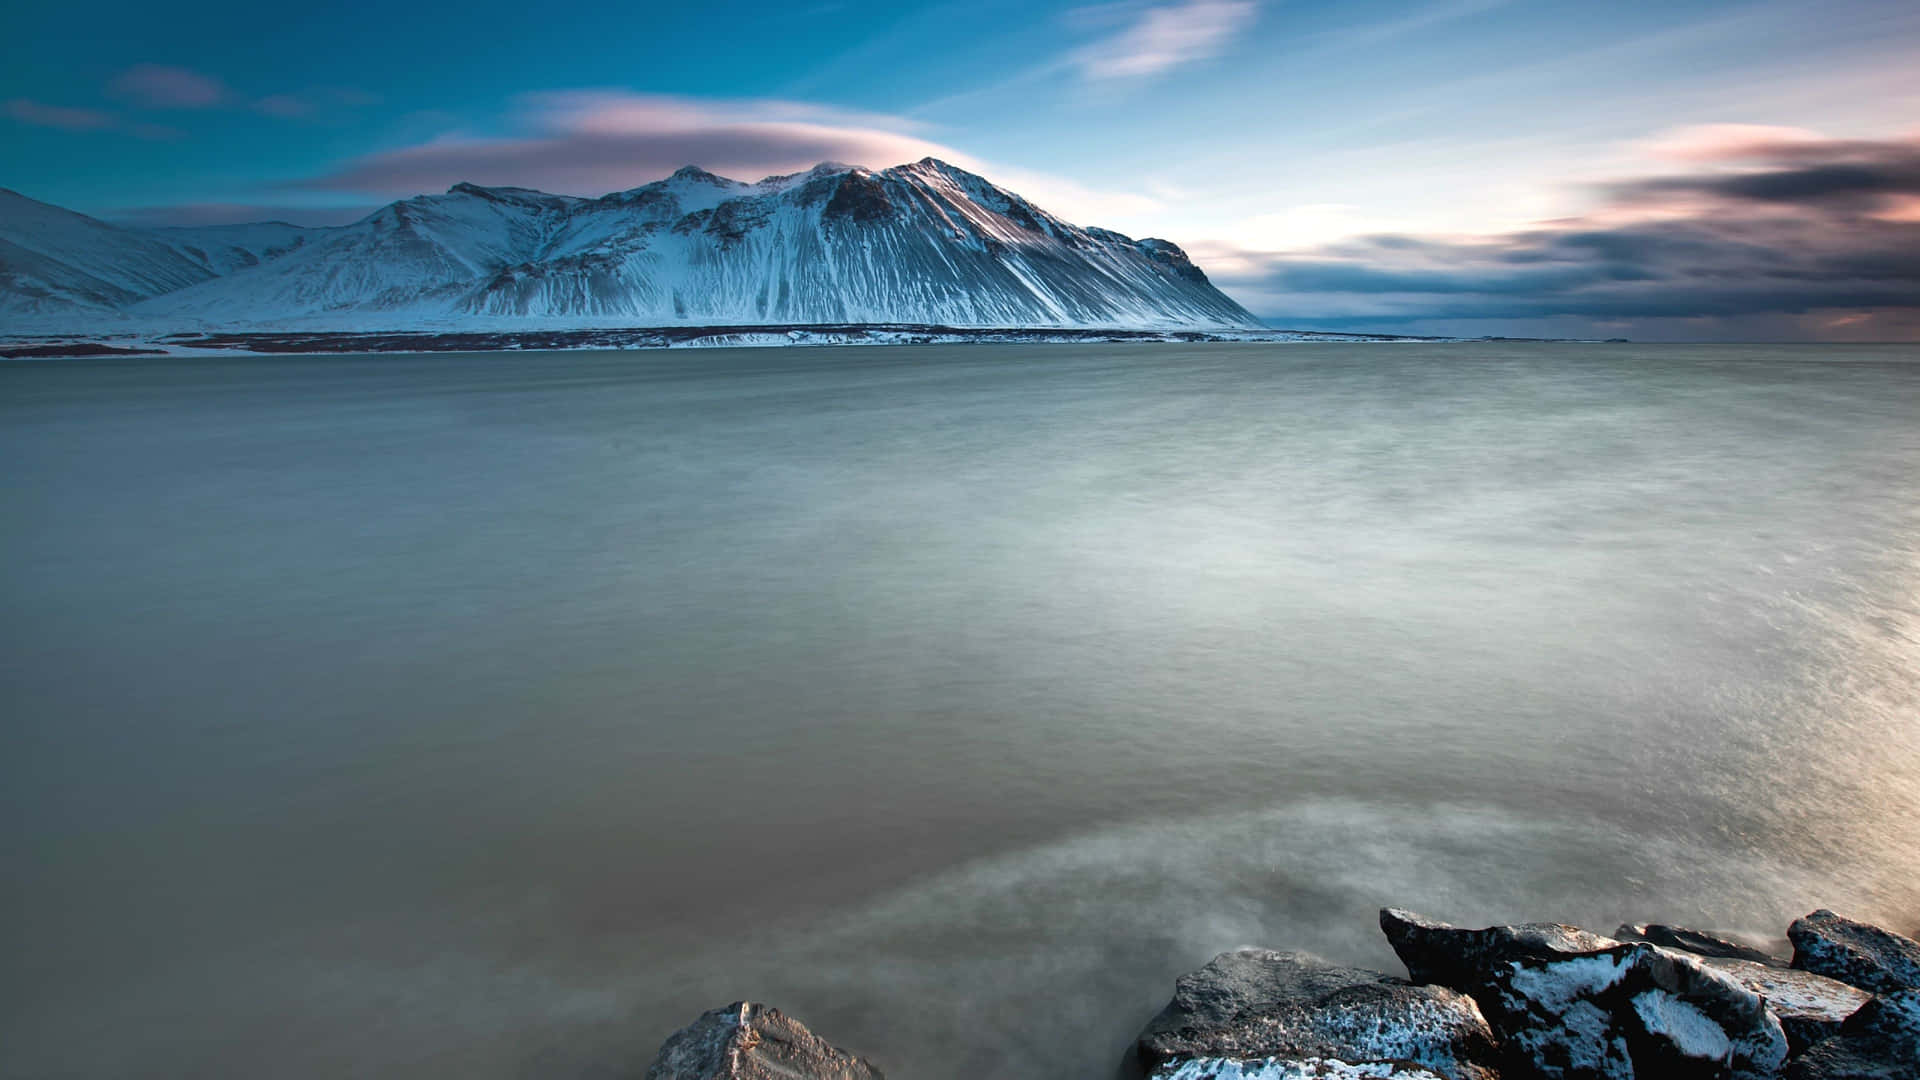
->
1071, 0, 1257, 81
4, 99, 181, 140
110, 65, 230, 109
1638, 124, 1828, 163
6, 98, 116, 131
252, 94, 315, 118
250, 87, 380, 120
296, 93, 975, 197
1209, 132, 1920, 341
287, 92, 1163, 228
1613, 132, 1920, 214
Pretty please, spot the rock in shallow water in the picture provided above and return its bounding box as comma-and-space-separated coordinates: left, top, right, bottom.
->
1691, 956, 1873, 1055
1381, 909, 1621, 989
1613, 925, 1787, 968
1784, 989, 1920, 1080
1380, 910, 1788, 1080
1608, 923, 1865, 1052
645, 1002, 884, 1080
1136, 949, 1500, 1080
1790, 911, 1920, 996
1156, 1058, 1450, 1079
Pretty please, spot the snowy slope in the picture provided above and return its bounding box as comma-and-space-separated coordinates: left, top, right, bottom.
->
153, 221, 325, 276
5, 161, 1258, 331
449, 160, 1255, 328
0, 188, 215, 316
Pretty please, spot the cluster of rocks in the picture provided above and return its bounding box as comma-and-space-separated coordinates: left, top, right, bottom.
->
641, 908, 1920, 1080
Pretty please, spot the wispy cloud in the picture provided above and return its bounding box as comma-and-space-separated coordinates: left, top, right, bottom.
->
5, 98, 180, 139
251, 87, 382, 120
103, 66, 378, 123
295, 93, 964, 197
252, 94, 316, 119
1209, 130, 1920, 340
285, 90, 1163, 231
1070, 0, 1257, 81
109, 64, 230, 109
5, 99, 116, 131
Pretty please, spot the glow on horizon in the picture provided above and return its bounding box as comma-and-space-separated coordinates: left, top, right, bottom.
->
2, 0, 1918, 340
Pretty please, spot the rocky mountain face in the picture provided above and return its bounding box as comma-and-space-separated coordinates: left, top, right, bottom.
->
0, 161, 1258, 331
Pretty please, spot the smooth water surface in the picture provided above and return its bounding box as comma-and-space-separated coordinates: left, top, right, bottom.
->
4, 343, 1918, 1077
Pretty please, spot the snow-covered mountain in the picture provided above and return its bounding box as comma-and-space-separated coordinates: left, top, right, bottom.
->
1, 161, 1258, 331
0, 188, 218, 317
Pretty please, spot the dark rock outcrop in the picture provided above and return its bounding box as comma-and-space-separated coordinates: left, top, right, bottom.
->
1381, 909, 1620, 989
1790, 911, 1920, 996
1154, 1060, 1452, 1078
1690, 956, 1873, 1055
1607, 923, 1866, 1052
1614, 925, 1787, 968
1784, 989, 1920, 1080
645, 1002, 883, 1080
1136, 949, 1500, 1080
1381, 910, 1788, 1079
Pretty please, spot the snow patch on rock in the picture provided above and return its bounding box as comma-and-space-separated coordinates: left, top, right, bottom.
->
1156, 1058, 1447, 1080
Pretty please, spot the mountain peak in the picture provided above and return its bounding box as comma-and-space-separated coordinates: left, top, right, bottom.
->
669, 165, 726, 183
900, 157, 969, 178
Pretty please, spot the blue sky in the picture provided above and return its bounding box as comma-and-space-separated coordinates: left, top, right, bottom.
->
4, 0, 1919, 338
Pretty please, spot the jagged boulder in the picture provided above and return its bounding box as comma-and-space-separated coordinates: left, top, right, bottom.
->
1607, 923, 1870, 1052
1785, 989, 1920, 1080
1136, 949, 1501, 1080
1156, 1059, 1451, 1079
1689, 956, 1873, 1054
1790, 911, 1920, 995
1380, 910, 1788, 1079
1381, 909, 1620, 988
1614, 925, 1787, 967
645, 1002, 883, 1080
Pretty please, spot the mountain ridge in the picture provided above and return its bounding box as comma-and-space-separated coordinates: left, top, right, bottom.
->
0, 160, 1260, 332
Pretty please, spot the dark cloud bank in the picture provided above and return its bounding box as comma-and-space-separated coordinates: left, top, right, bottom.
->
1221, 134, 1920, 341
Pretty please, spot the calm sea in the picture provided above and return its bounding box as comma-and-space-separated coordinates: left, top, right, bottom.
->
3, 343, 1917, 1078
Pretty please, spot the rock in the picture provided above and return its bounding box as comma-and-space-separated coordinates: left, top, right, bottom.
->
1380, 910, 1788, 1079
1692, 956, 1873, 1054
645, 1002, 883, 1080
1603, 922, 1868, 1050
1136, 949, 1500, 1080
1155, 1059, 1450, 1079
1784, 989, 1920, 1080
1613, 925, 1787, 967
1496, 945, 1789, 1079
1790, 911, 1920, 995
1381, 908, 1621, 988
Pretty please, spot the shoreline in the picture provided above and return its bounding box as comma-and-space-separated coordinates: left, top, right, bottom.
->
0, 323, 1616, 359
640, 908, 1920, 1080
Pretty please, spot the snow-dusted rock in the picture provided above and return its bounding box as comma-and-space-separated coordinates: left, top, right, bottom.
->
644, 1001, 883, 1080
1136, 949, 1500, 1080
1784, 989, 1920, 1080
1606, 924, 1868, 1052
1613, 925, 1787, 968
1380, 910, 1788, 1079
1790, 911, 1920, 995
1156, 1058, 1451, 1080
1381, 909, 1621, 989
1693, 956, 1872, 1054
1490, 945, 1789, 1079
